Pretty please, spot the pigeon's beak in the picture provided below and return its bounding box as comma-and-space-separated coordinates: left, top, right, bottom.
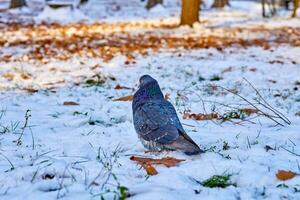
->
135, 81, 140, 89
137, 80, 143, 88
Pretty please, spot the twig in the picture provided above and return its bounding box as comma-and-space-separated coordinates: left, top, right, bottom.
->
16, 110, 31, 145
243, 78, 291, 125
281, 146, 300, 157
29, 127, 35, 150
217, 85, 285, 126
31, 166, 40, 183
0, 152, 14, 171
57, 164, 70, 199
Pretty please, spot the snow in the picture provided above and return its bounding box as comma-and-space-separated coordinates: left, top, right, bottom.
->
36, 6, 89, 23
1, 0, 300, 200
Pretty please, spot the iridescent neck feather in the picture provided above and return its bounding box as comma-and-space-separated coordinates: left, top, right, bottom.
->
133, 81, 164, 109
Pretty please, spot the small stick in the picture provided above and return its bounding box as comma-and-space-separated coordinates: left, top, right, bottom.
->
217, 85, 285, 126
281, 146, 300, 157
243, 78, 291, 125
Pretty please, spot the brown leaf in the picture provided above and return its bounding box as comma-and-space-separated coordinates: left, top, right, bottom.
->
24, 88, 39, 93
222, 67, 233, 74
239, 108, 258, 115
183, 113, 219, 121
164, 93, 170, 100
276, 170, 297, 181
63, 101, 80, 106
249, 68, 257, 72
20, 73, 31, 80
114, 84, 132, 90
295, 112, 300, 116
113, 95, 133, 101
3, 73, 14, 81
268, 79, 277, 84
130, 156, 185, 175
269, 60, 284, 65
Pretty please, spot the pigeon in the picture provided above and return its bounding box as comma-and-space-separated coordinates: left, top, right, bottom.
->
132, 75, 204, 155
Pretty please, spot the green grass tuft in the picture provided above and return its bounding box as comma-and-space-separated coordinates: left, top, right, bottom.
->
202, 175, 235, 188
210, 75, 223, 81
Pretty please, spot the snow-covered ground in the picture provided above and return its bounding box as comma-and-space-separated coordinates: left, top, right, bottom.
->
1, 1, 300, 200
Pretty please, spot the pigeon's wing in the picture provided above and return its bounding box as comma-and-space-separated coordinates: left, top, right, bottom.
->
160, 100, 185, 132
133, 100, 181, 144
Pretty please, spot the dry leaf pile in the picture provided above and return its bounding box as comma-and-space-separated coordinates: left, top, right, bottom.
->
0, 23, 299, 63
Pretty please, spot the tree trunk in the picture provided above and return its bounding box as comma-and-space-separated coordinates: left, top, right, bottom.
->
146, 0, 163, 10
180, 0, 200, 26
262, 0, 266, 17
280, 0, 290, 10
212, 0, 229, 8
261, 0, 276, 17
10, 0, 26, 9
80, 0, 88, 5
292, 0, 299, 17
270, 0, 277, 16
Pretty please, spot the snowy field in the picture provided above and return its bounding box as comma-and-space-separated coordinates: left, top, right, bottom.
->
0, 1, 300, 200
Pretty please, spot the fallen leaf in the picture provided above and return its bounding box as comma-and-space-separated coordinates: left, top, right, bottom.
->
141, 163, 158, 176
113, 95, 133, 101
295, 112, 300, 116
183, 113, 219, 121
268, 79, 277, 84
276, 170, 297, 181
222, 67, 233, 74
20, 73, 31, 80
239, 108, 258, 115
130, 156, 185, 175
164, 93, 170, 100
113, 93, 168, 101
24, 88, 39, 93
63, 101, 80, 106
114, 84, 132, 90
249, 68, 257, 72
3, 73, 14, 81
269, 60, 284, 65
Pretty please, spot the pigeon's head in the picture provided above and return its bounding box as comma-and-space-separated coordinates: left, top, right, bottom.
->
133, 75, 164, 108
138, 75, 157, 88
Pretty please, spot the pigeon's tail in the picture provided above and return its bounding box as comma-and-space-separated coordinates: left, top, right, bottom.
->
170, 132, 205, 155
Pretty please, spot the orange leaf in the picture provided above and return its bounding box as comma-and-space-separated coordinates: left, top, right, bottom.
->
276, 170, 297, 181
63, 101, 80, 106
141, 163, 158, 175
183, 113, 219, 121
114, 84, 132, 90
130, 156, 185, 175
113, 95, 133, 101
